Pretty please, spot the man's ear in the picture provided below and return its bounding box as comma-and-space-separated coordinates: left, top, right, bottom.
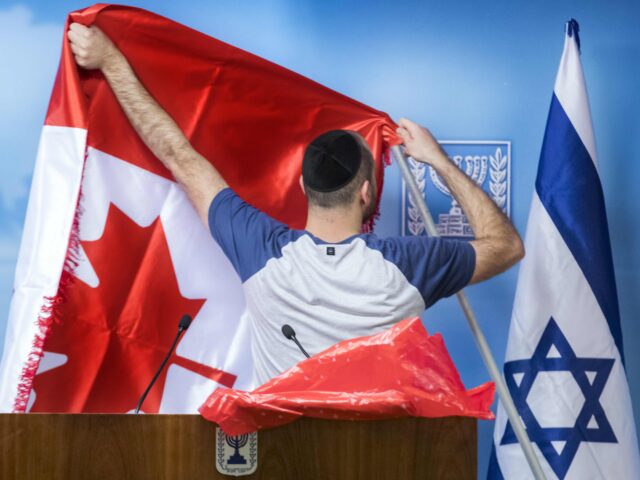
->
360, 180, 371, 206
299, 175, 306, 194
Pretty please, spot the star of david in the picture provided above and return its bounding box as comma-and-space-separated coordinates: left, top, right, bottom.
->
500, 317, 617, 479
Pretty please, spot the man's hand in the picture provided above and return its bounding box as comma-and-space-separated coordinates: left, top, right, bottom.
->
396, 118, 448, 169
395, 117, 524, 284
67, 23, 119, 70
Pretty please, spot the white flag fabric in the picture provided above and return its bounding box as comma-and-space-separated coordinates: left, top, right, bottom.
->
488, 20, 640, 480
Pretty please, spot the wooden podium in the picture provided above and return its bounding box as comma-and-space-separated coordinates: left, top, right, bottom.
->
0, 414, 475, 479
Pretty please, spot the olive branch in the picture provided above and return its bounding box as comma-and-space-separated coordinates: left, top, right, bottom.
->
407, 158, 427, 235
489, 147, 507, 211
216, 428, 226, 470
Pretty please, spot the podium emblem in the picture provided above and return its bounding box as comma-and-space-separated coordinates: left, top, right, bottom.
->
215, 428, 258, 476
402, 141, 511, 239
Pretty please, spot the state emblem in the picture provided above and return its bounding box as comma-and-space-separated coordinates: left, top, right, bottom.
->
402, 141, 511, 238
215, 428, 258, 476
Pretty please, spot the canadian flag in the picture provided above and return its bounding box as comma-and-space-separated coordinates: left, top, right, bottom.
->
0, 4, 397, 413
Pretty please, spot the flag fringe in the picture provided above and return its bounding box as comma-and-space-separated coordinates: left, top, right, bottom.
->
12, 193, 84, 413
362, 146, 392, 233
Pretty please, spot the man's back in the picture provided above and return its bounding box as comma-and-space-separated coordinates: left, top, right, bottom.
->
210, 188, 475, 384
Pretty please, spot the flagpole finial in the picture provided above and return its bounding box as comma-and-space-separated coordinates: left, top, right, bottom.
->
566, 18, 581, 53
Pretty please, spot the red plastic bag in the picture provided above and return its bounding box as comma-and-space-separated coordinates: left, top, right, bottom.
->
199, 318, 494, 435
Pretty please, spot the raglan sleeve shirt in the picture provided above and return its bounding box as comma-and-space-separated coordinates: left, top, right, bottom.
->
208, 188, 476, 306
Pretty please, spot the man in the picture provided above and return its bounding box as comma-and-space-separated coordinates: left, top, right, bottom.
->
67, 23, 524, 385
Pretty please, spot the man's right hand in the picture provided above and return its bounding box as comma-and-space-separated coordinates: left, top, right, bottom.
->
67, 23, 119, 71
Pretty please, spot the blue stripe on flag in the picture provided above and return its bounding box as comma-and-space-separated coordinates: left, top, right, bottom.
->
535, 94, 625, 364
487, 443, 505, 479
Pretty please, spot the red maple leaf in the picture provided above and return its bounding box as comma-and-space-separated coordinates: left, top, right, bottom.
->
31, 204, 236, 413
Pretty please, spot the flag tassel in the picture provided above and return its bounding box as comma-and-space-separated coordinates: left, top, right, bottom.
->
12, 189, 84, 413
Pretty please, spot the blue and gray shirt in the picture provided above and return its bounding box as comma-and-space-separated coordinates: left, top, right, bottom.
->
209, 188, 475, 385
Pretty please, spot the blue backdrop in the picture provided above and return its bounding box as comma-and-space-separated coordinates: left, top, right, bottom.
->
1, 1, 638, 476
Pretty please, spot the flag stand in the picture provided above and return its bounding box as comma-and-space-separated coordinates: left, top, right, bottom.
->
391, 146, 547, 480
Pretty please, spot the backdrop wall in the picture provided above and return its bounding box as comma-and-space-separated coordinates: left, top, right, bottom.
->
1, 1, 638, 476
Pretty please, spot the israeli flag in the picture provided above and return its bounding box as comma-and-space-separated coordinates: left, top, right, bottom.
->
488, 20, 640, 480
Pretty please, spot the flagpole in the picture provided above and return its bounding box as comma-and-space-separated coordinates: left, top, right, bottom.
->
391, 146, 547, 480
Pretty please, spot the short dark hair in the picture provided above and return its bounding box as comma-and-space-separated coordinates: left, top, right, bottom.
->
303, 131, 374, 209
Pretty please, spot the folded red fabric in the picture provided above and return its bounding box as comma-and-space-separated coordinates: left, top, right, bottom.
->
200, 318, 495, 435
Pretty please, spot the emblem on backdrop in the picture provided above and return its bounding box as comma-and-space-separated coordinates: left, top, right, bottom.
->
215, 427, 258, 476
401, 141, 511, 239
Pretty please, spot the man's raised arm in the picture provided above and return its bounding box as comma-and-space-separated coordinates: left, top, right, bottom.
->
67, 23, 227, 225
396, 118, 524, 283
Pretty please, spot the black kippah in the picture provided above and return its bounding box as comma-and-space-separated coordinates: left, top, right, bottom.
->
302, 130, 362, 192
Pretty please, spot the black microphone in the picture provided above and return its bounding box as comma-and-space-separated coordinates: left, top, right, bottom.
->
135, 314, 192, 414
281, 324, 311, 359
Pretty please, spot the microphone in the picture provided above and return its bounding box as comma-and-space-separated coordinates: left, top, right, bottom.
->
281, 324, 311, 359
135, 314, 192, 414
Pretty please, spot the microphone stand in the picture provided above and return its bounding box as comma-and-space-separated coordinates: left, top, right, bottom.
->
134, 315, 192, 414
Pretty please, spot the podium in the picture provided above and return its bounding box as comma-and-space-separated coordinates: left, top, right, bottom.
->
0, 414, 475, 479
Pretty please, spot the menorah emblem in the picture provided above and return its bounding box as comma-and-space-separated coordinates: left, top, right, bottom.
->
430, 154, 488, 210
215, 427, 258, 476
226, 434, 249, 464
403, 142, 510, 239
